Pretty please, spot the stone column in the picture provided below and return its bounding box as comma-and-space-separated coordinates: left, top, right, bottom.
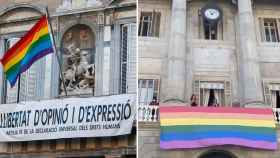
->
103, 23, 111, 95
164, 0, 187, 102
0, 37, 8, 153
0, 37, 4, 103
237, 0, 263, 106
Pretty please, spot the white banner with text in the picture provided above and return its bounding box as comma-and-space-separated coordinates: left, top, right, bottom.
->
0, 94, 136, 142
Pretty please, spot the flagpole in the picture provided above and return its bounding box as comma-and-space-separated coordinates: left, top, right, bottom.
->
16, 74, 21, 103
45, 7, 68, 96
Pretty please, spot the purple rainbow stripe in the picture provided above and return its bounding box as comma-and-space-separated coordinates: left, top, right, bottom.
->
160, 138, 277, 150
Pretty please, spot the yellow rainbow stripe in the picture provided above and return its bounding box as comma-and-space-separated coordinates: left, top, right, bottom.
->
160, 118, 276, 128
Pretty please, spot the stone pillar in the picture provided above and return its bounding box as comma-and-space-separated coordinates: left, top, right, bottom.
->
103, 24, 111, 95
164, 0, 187, 102
237, 0, 263, 106
0, 37, 4, 103
43, 53, 53, 99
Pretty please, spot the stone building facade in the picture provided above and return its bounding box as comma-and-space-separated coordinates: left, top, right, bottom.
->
0, 0, 136, 157
138, 0, 280, 158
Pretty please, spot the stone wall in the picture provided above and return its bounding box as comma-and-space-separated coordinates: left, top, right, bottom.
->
138, 0, 170, 81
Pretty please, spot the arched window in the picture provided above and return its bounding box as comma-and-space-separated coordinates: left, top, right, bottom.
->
0, 6, 44, 103
60, 24, 95, 95
199, 150, 237, 158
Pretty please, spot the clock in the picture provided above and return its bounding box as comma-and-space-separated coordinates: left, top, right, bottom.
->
201, 4, 222, 23
204, 8, 220, 20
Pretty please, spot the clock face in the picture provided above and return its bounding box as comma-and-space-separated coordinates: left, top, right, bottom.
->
204, 8, 220, 20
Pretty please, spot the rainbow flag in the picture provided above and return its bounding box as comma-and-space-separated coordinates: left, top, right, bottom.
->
0, 15, 54, 87
160, 106, 277, 150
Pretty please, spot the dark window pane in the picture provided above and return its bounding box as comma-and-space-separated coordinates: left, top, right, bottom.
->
265, 28, 271, 42
121, 25, 128, 93
277, 91, 280, 108
271, 29, 277, 42
142, 21, 149, 36
139, 12, 160, 37
263, 19, 279, 42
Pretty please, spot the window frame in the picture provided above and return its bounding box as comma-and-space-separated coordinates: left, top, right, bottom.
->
199, 9, 223, 40
138, 78, 160, 106
263, 80, 280, 108
120, 24, 129, 94
204, 22, 218, 40
3, 37, 21, 104
138, 11, 161, 37
120, 23, 137, 94
262, 18, 280, 43
199, 83, 225, 106
138, 12, 153, 37
2, 36, 45, 104
193, 79, 232, 106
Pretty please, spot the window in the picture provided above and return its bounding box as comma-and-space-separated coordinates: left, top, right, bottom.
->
121, 25, 128, 93
271, 90, 280, 109
200, 86, 225, 106
138, 79, 159, 105
138, 11, 161, 37
262, 82, 280, 108
193, 80, 231, 106
3, 38, 43, 103
120, 23, 137, 94
204, 21, 218, 40
262, 18, 279, 42
277, 91, 280, 108
4, 38, 20, 103
199, 12, 223, 40
263, 82, 280, 123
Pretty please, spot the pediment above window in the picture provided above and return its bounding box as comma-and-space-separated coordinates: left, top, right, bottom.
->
0, 7, 41, 24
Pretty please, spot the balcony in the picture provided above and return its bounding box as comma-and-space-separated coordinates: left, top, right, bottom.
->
138, 105, 159, 122
273, 108, 280, 125
138, 105, 280, 125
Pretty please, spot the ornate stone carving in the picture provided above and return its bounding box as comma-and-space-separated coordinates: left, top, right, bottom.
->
57, 0, 103, 11
60, 25, 95, 95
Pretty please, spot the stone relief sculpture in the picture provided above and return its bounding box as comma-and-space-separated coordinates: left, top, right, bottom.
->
57, 0, 103, 11
86, 0, 103, 7
61, 25, 95, 95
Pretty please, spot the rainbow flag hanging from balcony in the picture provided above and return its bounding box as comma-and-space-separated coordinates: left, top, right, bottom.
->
0, 15, 54, 87
160, 106, 277, 150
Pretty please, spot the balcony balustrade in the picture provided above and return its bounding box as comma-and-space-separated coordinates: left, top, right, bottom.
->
138, 105, 280, 125
138, 105, 159, 122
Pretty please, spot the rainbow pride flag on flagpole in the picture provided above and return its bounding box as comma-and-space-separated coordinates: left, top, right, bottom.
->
160, 106, 278, 150
0, 15, 54, 87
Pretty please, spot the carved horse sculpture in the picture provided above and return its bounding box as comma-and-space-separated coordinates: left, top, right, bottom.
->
78, 64, 95, 89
